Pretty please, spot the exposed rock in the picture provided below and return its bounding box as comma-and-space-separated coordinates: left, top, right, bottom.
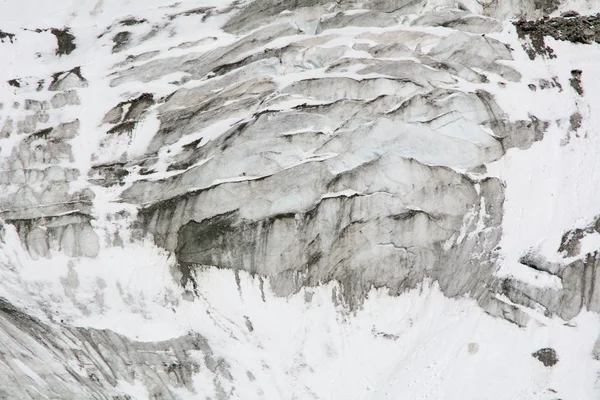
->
50, 28, 76, 56
89, 162, 130, 187
532, 348, 559, 367
570, 69, 584, 95
103, 93, 154, 125
119, 17, 148, 26
0, 30, 15, 43
112, 31, 132, 53
49, 66, 87, 91
515, 14, 600, 59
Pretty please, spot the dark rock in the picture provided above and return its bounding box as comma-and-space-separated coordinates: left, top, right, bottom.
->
7, 79, 20, 88
107, 121, 137, 135
50, 28, 76, 56
49, 66, 87, 91
102, 93, 155, 124
561, 10, 580, 18
89, 162, 130, 187
532, 348, 559, 367
559, 218, 598, 257
119, 17, 147, 26
0, 30, 15, 43
569, 112, 582, 132
570, 69, 584, 95
112, 31, 132, 53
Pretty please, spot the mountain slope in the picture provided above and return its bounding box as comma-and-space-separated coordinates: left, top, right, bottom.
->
1, 0, 600, 398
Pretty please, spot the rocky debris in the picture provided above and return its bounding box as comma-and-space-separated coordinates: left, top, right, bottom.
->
101, 93, 154, 140
569, 111, 582, 132
50, 28, 76, 56
103, 93, 155, 125
532, 348, 559, 367
0, 29, 15, 43
49, 66, 87, 91
515, 14, 600, 59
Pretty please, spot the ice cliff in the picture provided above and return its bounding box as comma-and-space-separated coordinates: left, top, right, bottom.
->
1, 0, 600, 398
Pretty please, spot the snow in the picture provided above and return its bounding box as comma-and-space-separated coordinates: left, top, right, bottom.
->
486, 25, 600, 285
116, 379, 151, 400
1, 214, 599, 398
1, 0, 600, 398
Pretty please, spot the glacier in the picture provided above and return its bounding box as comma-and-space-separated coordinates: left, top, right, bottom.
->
1, 0, 600, 398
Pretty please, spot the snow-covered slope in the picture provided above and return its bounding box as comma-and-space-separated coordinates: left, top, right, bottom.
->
1, 0, 600, 398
